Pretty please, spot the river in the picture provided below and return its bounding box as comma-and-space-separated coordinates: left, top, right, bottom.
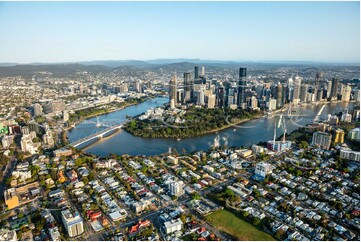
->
67, 97, 356, 156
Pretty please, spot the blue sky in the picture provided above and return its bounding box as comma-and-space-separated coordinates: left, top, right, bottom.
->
0, 1, 359, 63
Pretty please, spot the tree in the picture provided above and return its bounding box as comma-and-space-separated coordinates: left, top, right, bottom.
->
61, 129, 68, 146
242, 211, 249, 218
294, 169, 302, 177
230, 195, 241, 204
191, 177, 198, 184
299, 141, 309, 149
32, 137, 41, 143
223, 188, 235, 198
82, 177, 89, 185
275, 229, 286, 240
30, 165, 40, 176
88, 172, 95, 181
252, 217, 261, 226
74, 158, 84, 167
180, 214, 187, 223
192, 193, 201, 200
141, 166, 148, 173
253, 190, 261, 198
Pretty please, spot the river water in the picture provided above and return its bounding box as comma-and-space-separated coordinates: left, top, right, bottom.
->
67, 97, 356, 156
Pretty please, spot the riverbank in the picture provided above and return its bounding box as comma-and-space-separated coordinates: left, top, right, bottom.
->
183, 113, 264, 138
66, 99, 148, 131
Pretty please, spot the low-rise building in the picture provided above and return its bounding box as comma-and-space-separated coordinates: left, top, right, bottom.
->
164, 218, 183, 234
340, 148, 360, 162
348, 128, 360, 141
255, 162, 273, 177
167, 156, 178, 165
0, 228, 17, 241
53, 148, 73, 157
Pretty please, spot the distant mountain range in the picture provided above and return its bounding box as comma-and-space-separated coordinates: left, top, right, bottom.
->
0, 59, 359, 78
1, 58, 359, 67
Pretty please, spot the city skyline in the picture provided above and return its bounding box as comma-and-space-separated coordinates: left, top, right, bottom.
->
0, 1, 360, 63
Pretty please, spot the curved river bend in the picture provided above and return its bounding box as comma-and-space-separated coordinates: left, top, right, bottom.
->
68, 97, 356, 156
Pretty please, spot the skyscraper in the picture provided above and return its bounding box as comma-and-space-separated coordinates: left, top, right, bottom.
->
201, 66, 205, 77
207, 94, 216, 109
249, 96, 258, 109
293, 74, 302, 103
300, 84, 309, 103
169, 73, 177, 105
326, 80, 332, 99
217, 86, 225, 108
313, 72, 322, 98
194, 66, 199, 79
198, 90, 205, 105
276, 82, 283, 108
183, 72, 192, 103
330, 78, 339, 101
237, 67, 247, 108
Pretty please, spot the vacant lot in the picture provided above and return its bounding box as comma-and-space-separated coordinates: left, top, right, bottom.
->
206, 210, 275, 241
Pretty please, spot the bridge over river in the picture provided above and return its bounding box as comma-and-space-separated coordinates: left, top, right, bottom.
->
68, 121, 128, 148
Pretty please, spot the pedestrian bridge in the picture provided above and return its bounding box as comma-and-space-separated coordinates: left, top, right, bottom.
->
68, 122, 126, 148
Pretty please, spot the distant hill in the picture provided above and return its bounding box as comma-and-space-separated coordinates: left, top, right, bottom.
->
111, 65, 146, 75
0, 63, 19, 67
78, 60, 151, 68
0, 59, 358, 78
0, 64, 111, 78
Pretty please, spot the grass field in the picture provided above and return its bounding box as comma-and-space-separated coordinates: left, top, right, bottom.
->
205, 209, 275, 241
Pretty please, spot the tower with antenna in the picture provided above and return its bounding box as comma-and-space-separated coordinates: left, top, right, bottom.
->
282, 115, 287, 142
96, 116, 101, 128
273, 117, 277, 150
268, 114, 291, 152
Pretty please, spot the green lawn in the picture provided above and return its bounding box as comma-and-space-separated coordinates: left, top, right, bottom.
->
205, 210, 275, 241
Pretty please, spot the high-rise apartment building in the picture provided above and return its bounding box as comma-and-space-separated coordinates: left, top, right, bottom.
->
267, 98, 277, 111
300, 84, 309, 103
312, 132, 332, 150
207, 94, 216, 109
61, 209, 84, 238
194, 66, 199, 79
334, 129, 345, 143
33, 103, 43, 116
168, 181, 184, 197
341, 85, 351, 102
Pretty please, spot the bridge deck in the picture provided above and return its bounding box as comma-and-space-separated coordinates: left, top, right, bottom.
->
69, 122, 127, 147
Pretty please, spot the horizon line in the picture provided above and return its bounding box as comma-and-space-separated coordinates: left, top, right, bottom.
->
1, 58, 360, 66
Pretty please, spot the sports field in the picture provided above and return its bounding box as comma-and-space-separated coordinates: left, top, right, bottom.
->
205, 210, 275, 241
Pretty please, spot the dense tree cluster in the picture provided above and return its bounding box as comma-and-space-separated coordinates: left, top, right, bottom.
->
125, 107, 261, 138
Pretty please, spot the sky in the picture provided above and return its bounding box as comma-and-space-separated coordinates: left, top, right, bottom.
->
0, 1, 360, 63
